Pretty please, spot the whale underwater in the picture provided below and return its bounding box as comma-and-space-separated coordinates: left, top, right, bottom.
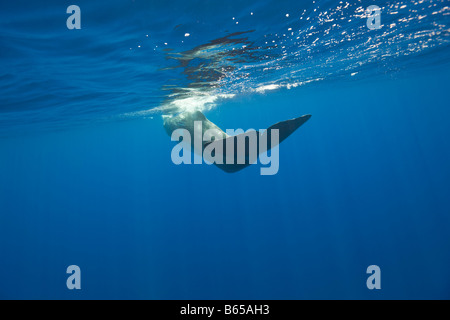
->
163, 111, 311, 173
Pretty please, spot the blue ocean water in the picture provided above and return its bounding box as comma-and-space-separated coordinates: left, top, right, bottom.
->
0, 0, 450, 299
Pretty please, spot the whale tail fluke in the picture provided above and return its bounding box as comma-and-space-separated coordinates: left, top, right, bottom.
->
266, 114, 312, 145
209, 114, 312, 173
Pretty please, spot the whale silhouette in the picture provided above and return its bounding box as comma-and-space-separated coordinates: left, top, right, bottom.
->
164, 111, 311, 173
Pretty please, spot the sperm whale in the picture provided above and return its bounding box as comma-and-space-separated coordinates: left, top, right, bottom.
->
163, 110, 311, 173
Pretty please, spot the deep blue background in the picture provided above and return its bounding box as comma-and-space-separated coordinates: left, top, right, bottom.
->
1, 68, 450, 299
0, 0, 450, 299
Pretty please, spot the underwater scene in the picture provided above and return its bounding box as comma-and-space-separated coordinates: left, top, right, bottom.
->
0, 0, 449, 299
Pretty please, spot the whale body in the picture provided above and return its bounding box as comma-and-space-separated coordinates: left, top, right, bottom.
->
164, 111, 311, 173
